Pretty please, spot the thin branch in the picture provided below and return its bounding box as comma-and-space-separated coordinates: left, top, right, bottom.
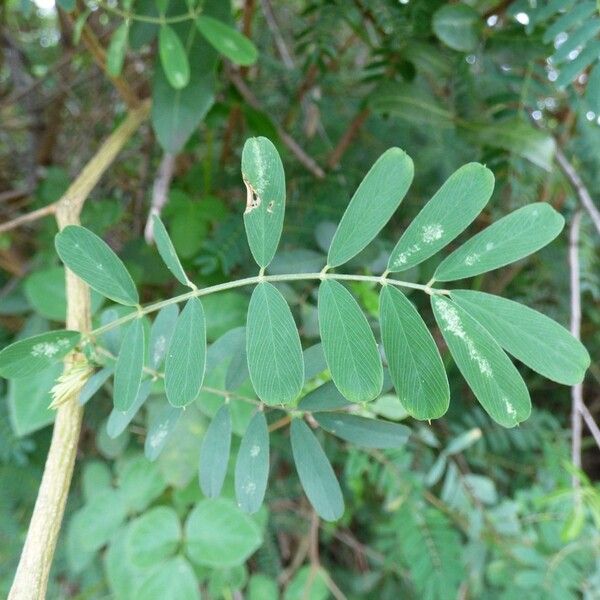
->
0, 202, 57, 234
554, 146, 600, 235
144, 152, 176, 243
579, 402, 600, 451
259, 0, 295, 69
569, 211, 583, 492
326, 107, 370, 169
228, 70, 325, 178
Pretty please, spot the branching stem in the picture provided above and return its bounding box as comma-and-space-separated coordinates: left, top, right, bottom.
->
89, 272, 450, 338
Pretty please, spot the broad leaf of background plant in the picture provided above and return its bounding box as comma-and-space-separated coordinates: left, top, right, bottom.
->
327, 147, 413, 267
290, 419, 344, 521
388, 163, 493, 272
318, 280, 382, 403
128, 506, 181, 568
431, 296, 531, 428
380, 286, 449, 419
185, 498, 262, 567
451, 290, 590, 385
432, 4, 481, 52
134, 556, 199, 600
434, 203, 564, 281
246, 282, 303, 405
241, 137, 286, 268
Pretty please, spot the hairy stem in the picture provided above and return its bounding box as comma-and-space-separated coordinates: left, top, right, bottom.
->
9, 102, 149, 600
90, 272, 450, 338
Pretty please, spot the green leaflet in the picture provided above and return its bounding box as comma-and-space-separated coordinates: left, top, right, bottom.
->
134, 556, 199, 600
431, 296, 531, 428
318, 280, 382, 403
297, 381, 352, 412
380, 286, 449, 420
327, 148, 414, 267
315, 413, 410, 448
432, 4, 480, 52
106, 22, 129, 77
106, 379, 152, 439
388, 163, 494, 272
144, 405, 183, 461
0, 330, 79, 378
148, 304, 179, 370
196, 15, 258, 66
152, 215, 190, 286
55, 225, 138, 306
128, 506, 181, 568
246, 282, 304, 405
199, 404, 232, 498
235, 411, 269, 514
434, 203, 564, 281
451, 290, 590, 385
158, 25, 190, 89
185, 498, 262, 567
241, 137, 286, 268
165, 298, 206, 407
290, 419, 344, 521
113, 319, 145, 411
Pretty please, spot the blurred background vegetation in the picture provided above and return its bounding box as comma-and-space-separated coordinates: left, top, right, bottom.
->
0, 0, 599, 598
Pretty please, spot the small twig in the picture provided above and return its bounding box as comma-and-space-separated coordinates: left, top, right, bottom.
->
144, 152, 176, 243
259, 0, 295, 69
228, 70, 325, 179
326, 107, 370, 169
0, 202, 57, 234
569, 211, 583, 493
579, 402, 600, 451
554, 147, 600, 235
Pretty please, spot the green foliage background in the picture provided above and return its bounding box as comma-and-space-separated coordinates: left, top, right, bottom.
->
0, 0, 599, 598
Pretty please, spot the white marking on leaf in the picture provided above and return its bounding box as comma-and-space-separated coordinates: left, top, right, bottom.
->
464, 253, 480, 266
393, 243, 420, 267
244, 481, 256, 495
421, 224, 444, 244
485, 242, 495, 251
150, 423, 168, 448
31, 338, 70, 358
250, 444, 261, 458
435, 299, 492, 377
503, 397, 517, 419
153, 335, 166, 366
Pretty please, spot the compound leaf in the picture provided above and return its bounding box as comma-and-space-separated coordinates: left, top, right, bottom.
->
290, 419, 344, 521
451, 290, 590, 385
235, 411, 269, 514
242, 137, 286, 268
388, 163, 493, 272
327, 148, 414, 267
246, 282, 304, 405
165, 298, 206, 407
199, 404, 232, 498
380, 286, 449, 419
315, 413, 410, 448
434, 203, 564, 281
55, 225, 138, 306
113, 319, 145, 411
318, 280, 382, 403
431, 296, 531, 428
0, 330, 79, 379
